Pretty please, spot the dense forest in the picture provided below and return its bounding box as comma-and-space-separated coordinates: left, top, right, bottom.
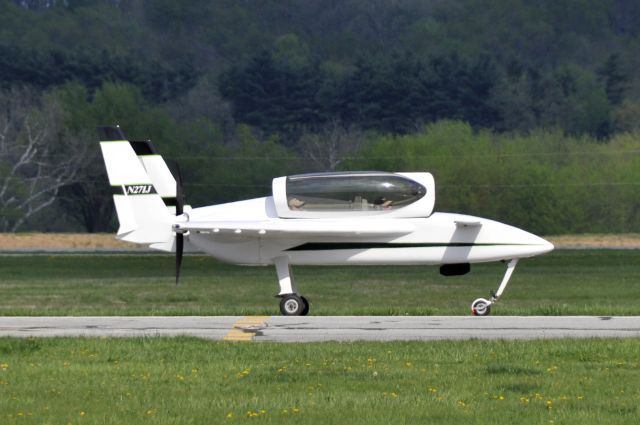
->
1, 0, 640, 234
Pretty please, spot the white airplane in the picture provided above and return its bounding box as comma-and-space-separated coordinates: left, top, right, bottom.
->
99, 126, 554, 316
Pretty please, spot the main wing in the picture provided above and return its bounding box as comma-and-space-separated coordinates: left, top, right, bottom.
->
173, 219, 415, 238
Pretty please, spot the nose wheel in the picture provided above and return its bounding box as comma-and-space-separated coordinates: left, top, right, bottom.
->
471, 298, 491, 316
470, 259, 518, 316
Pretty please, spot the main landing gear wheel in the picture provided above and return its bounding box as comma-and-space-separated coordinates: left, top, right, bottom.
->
300, 296, 310, 316
471, 298, 491, 316
279, 294, 309, 316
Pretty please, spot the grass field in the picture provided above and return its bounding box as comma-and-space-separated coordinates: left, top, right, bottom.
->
1, 250, 639, 316
1, 337, 639, 424
1, 250, 639, 424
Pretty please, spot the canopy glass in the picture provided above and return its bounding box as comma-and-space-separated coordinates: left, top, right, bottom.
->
286, 172, 426, 211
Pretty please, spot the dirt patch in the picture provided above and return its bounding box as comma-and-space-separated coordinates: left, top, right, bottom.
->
2, 233, 640, 250
546, 234, 640, 249
0, 233, 139, 250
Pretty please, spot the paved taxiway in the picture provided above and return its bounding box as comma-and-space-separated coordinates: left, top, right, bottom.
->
1, 316, 640, 341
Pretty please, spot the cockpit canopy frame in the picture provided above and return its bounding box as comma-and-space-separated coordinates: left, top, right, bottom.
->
272, 171, 435, 218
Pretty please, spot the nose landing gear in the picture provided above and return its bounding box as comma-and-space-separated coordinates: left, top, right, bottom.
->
471, 259, 518, 316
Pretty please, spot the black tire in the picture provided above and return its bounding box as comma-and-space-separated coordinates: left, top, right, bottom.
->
279, 294, 307, 316
300, 296, 310, 316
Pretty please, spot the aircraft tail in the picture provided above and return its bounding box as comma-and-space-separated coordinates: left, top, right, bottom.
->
99, 126, 173, 244
129, 139, 189, 215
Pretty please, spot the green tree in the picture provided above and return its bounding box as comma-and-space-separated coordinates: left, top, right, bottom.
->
597, 53, 628, 106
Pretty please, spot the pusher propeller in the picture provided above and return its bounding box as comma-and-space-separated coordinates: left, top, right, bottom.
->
175, 163, 185, 285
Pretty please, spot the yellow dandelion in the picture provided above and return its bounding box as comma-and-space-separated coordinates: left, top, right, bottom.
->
226, 412, 234, 419
79, 411, 86, 417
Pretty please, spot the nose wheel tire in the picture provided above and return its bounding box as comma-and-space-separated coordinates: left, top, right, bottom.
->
471, 298, 492, 316
279, 294, 309, 316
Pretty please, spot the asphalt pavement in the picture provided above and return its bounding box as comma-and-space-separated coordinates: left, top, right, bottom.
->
1, 316, 639, 342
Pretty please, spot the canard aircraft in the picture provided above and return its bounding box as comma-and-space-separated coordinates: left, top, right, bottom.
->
99, 125, 553, 316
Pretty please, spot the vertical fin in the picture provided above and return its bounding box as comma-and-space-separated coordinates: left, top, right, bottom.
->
129, 140, 182, 214
99, 126, 173, 244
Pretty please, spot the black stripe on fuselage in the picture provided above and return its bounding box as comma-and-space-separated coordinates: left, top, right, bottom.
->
285, 242, 521, 251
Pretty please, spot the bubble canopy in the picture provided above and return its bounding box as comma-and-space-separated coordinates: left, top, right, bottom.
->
272, 172, 435, 218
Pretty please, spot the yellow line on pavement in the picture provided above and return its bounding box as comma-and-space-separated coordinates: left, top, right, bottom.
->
223, 316, 270, 341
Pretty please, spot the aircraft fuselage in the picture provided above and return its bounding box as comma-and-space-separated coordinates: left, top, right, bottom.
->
183, 197, 553, 266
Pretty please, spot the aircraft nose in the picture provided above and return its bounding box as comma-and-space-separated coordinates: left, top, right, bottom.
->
529, 234, 554, 255
540, 238, 554, 254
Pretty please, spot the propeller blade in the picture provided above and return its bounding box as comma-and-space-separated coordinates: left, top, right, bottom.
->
176, 233, 184, 286
175, 163, 184, 216
174, 162, 185, 285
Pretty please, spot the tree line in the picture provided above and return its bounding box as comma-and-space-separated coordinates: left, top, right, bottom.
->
2, 81, 640, 234
1, 0, 640, 234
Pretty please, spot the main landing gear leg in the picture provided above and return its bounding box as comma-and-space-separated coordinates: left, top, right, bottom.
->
471, 259, 519, 316
274, 256, 309, 316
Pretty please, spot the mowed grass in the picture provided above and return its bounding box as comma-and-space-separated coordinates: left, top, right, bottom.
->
1, 337, 639, 424
1, 250, 640, 315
